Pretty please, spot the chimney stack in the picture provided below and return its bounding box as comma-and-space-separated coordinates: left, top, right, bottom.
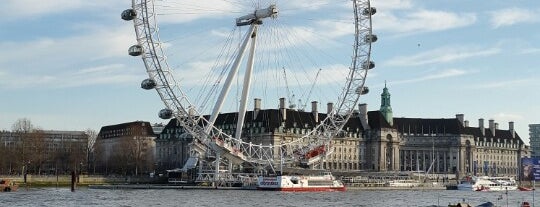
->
489, 119, 495, 136
456, 114, 464, 126
359, 103, 370, 130
495, 123, 499, 130
254, 98, 261, 119
509, 121, 515, 138
479, 119, 485, 136
327, 102, 334, 115
464, 120, 469, 127
312, 101, 319, 123
279, 97, 287, 121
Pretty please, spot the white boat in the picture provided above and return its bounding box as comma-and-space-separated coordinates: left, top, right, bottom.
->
257, 171, 346, 192
457, 176, 517, 191
385, 179, 421, 187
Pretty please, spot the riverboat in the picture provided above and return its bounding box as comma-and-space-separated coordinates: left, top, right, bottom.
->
518, 186, 534, 191
385, 179, 421, 187
257, 171, 345, 192
457, 176, 517, 191
0, 179, 18, 192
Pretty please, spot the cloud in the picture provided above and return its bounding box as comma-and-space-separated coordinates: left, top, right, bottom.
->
521, 48, 540, 55
0, 21, 142, 89
0, 23, 134, 69
0, 64, 141, 89
315, 19, 354, 39
153, 1, 239, 24
490, 8, 538, 28
391, 69, 468, 85
4, 0, 125, 21
261, 26, 320, 50
472, 78, 537, 89
375, 9, 477, 35
279, 0, 333, 11
371, 0, 413, 10
385, 46, 501, 67
175, 58, 349, 88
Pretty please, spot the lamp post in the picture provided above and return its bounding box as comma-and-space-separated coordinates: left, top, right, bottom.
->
79, 162, 83, 183
23, 161, 30, 184
533, 180, 535, 207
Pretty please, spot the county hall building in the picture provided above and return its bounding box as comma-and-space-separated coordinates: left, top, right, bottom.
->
156, 86, 529, 178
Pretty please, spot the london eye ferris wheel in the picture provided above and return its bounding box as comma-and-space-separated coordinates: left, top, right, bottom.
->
121, 0, 376, 174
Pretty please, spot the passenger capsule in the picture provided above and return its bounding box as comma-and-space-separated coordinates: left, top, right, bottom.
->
128, 45, 143, 56
360, 87, 369, 95
141, 79, 157, 90
362, 7, 377, 16
121, 9, 137, 21
159, 109, 173, 119
364, 34, 378, 43
355, 86, 369, 95
362, 61, 375, 70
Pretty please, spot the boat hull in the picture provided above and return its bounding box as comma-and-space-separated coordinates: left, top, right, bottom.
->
518, 186, 534, 191
457, 176, 518, 191
457, 185, 518, 191
257, 172, 346, 192
257, 186, 346, 192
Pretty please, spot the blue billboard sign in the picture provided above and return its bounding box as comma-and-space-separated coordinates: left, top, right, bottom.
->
521, 158, 540, 181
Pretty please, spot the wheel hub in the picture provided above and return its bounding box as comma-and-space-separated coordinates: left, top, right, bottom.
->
236, 5, 278, 26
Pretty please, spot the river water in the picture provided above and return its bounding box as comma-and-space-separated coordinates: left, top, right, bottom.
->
0, 188, 537, 207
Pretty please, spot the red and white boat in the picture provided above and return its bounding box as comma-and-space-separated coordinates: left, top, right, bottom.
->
257, 171, 346, 192
518, 186, 534, 191
457, 176, 518, 191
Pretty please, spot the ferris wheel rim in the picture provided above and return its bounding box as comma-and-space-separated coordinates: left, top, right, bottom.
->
127, 0, 375, 165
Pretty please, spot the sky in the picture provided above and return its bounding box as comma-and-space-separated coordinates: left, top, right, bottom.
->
0, 0, 539, 144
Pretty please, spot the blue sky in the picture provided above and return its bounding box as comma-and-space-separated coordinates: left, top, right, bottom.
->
0, 0, 539, 144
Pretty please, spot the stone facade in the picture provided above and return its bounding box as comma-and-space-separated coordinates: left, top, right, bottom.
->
155, 86, 529, 178
95, 121, 156, 175
155, 119, 192, 171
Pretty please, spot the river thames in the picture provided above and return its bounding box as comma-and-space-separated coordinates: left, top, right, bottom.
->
0, 188, 537, 207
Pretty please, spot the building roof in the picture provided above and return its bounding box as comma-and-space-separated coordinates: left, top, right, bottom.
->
392, 116, 524, 145
97, 121, 156, 139
368, 111, 392, 129
393, 117, 462, 135
157, 108, 525, 145
207, 109, 327, 131
461, 127, 522, 144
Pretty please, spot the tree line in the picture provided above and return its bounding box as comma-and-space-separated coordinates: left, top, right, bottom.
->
0, 118, 96, 175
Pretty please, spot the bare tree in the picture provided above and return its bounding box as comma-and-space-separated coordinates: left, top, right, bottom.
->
129, 128, 155, 176
85, 129, 97, 174
11, 118, 33, 133
27, 129, 47, 175
0, 141, 6, 174
11, 118, 34, 175
85, 129, 97, 152
67, 140, 86, 174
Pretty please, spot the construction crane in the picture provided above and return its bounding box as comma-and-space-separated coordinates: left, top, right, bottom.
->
283, 68, 322, 111
301, 68, 321, 111
282, 67, 296, 109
